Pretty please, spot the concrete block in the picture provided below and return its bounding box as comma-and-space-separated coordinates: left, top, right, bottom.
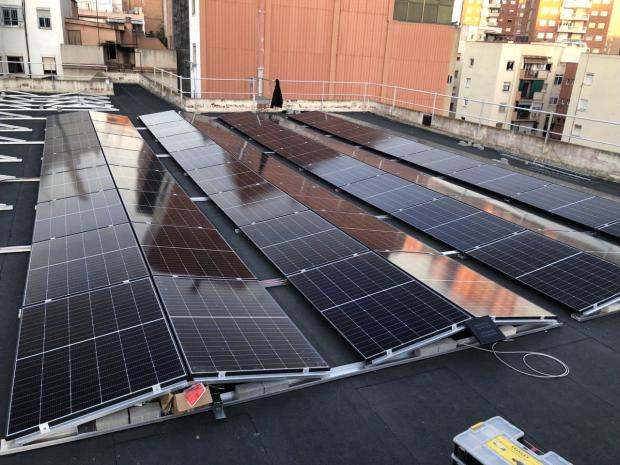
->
95, 410, 129, 431
129, 403, 161, 424
235, 382, 265, 400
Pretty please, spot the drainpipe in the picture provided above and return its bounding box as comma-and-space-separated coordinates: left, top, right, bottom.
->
257, 0, 265, 97
22, 0, 31, 76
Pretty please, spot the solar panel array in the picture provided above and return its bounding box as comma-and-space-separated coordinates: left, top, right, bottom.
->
221, 112, 620, 316
144, 111, 472, 361
91, 112, 327, 379
8, 114, 186, 440
291, 111, 620, 239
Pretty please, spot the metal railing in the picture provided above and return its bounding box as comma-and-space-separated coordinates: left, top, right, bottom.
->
0, 60, 109, 82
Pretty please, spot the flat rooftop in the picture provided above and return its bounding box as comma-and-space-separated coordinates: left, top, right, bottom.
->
1, 84, 620, 464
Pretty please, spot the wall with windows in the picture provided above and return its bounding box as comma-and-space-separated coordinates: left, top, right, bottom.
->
562, 53, 620, 150
0, 0, 64, 76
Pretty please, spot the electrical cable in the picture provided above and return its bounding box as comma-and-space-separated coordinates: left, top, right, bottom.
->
459, 340, 570, 379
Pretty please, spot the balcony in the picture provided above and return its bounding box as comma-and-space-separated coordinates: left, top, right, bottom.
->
512, 109, 542, 121
520, 69, 549, 80
517, 91, 545, 102
558, 24, 587, 33
559, 11, 589, 20
562, 0, 592, 8
487, 10, 500, 17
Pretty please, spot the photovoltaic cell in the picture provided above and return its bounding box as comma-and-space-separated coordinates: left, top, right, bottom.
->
551, 196, 620, 228
241, 211, 333, 248
32, 190, 128, 243
364, 184, 442, 213
169, 144, 234, 171
101, 146, 164, 170
154, 276, 328, 376
8, 279, 186, 439
108, 165, 177, 192
40, 147, 106, 175
479, 173, 548, 197
24, 223, 148, 305
392, 197, 479, 231
38, 165, 115, 202
515, 184, 593, 211
419, 155, 483, 175
340, 174, 410, 199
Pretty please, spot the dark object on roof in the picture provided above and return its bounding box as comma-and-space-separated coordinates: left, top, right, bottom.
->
271, 79, 283, 109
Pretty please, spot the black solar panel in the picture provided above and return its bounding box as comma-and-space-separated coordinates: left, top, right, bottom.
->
426, 212, 524, 251
119, 188, 213, 228
24, 223, 148, 305
97, 133, 148, 152
241, 211, 333, 248
551, 196, 620, 228
600, 221, 620, 239
479, 173, 548, 197
365, 184, 442, 213
8, 279, 186, 439
133, 222, 229, 250
139, 110, 181, 126
101, 146, 164, 170
514, 184, 592, 210
157, 131, 213, 152
260, 228, 368, 275
40, 147, 106, 175
468, 231, 579, 278
519, 253, 620, 312
402, 149, 456, 166
340, 174, 410, 199
145, 120, 195, 139
420, 155, 483, 175
288, 252, 470, 359
393, 197, 479, 230
170, 144, 234, 171
449, 164, 513, 184
222, 192, 309, 226
192, 163, 264, 194
44, 134, 101, 155
38, 165, 115, 202
33, 190, 128, 243
154, 276, 328, 376
109, 165, 177, 192
317, 164, 383, 187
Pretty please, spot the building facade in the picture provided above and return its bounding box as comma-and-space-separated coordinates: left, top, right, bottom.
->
0, 0, 65, 76
454, 41, 585, 134
178, 0, 460, 109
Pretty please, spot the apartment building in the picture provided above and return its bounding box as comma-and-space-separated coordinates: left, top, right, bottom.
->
0, 1, 65, 76
454, 41, 584, 134
562, 53, 620, 150
460, 0, 620, 53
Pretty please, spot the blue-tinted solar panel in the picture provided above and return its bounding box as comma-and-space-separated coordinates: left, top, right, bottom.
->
393, 197, 479, 230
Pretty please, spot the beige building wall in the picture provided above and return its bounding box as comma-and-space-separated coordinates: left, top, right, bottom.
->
562, 54, 620, 151
455, 41, 584, 131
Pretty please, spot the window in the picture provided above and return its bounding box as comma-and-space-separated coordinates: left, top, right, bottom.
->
549, 20, 555, 26
42, 57, 56, 74
37, 8, 51, 29
589, 22, 596, 28
591, 10, 598, 15
577, 99, 588, 111
463, 98, 469, 107
6, 56, 23, 73
572, 124, 582, 136
502, 81, 511, 91
191, 0, 196, 15
2, 6, 19, 26
540, 19, 547, 26
67, 30, 81, 45
592, 48, 600, 53
595, 35, 603, 41
598, 22, 605, 29
546, 32, 553, 39
192, 43, 197, 63
447, 74, 453, 84
498, 103, 508, 113
506, 60, 515, 70
554, 74, 563, 85
601, 10, 608, 16
105, 42, 117, 60
465, 78, 471, 88
549, 96, 558, 104
455, 69, 459, 78
470, 58, 475, 67
393, 0, 456, 25
537, 32, 545, 38
584, 73, 594, 85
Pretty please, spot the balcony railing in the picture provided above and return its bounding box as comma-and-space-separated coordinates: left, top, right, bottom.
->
558, 24, 587, 33
520, 69, 549, 79
559, 12, 589, 20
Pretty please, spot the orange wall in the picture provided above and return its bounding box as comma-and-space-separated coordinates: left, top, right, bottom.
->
199, 0, 458, 107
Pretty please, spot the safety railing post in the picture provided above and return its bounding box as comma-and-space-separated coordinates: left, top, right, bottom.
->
321, 80, 325, 110
431, 92, 437, 120
391, 87, 397, 113
477, 101, 485, 138
543, 111, 553, 151
363, 82, 369, 109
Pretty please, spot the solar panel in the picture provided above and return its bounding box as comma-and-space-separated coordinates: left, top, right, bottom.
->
303, 154, 359, 174
211, 186, 307, 226
119, 188, 213, 228
291, 194, 366, 214
419, 155, 483, 175
479, 173, 548, 197
7, 279, 186, 439
449, 164, 514, 184
600, 221, 620, 239
551, 196, 620, 228
514, 184, 593, 211
340, 174, 410, 199
33, 190, 128, 242
37, 165, 115, 202
519, 253, 620, 312
426, 211, 524, 251
139, 110, 181, 126
108, 165, 177, 192
101, 146, 164, 170
192, 163, 264, 194
468, 230, 579, 278
40, 147, 106, 175
92, 120, 140, 138
157, 131, 214, 152
288, 252, 470, 359
241, 210, 334, 248
44, 134, 101, 155
393, 197, 480, 231
364, 184, 442, 213
402, 149, 457, 166
132, 222, 252, 279
45, 121, 95, 140
316, 164, 383, 187
24, 223, 148, 305
154, 276, 328, 376
97, 133, 148, 152
169, 144, 234, 171
260, 228, 368, 275
143, 119, 195, 139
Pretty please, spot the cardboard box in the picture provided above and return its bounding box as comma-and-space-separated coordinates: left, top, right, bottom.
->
159, 393, 174, 414
172, 384, 212, 414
